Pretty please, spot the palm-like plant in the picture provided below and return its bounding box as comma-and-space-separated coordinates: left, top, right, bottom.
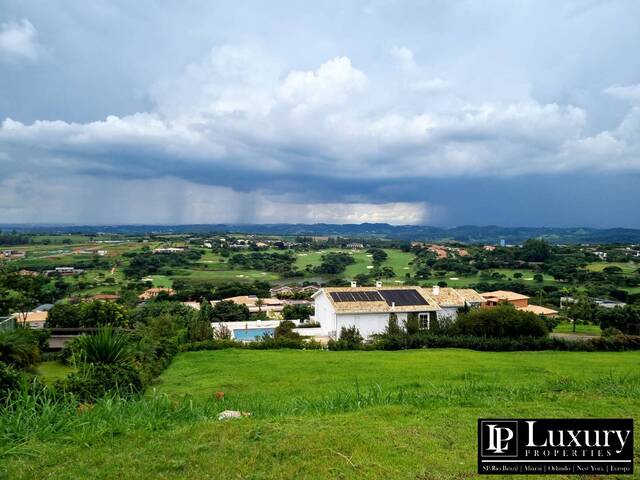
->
75, 326, 131, 365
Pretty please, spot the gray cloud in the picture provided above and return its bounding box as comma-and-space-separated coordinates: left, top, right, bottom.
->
0, 1, 639, 225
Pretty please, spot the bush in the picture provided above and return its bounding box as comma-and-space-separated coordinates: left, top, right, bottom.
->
373, 331, 640, 352
275, 320, 300, 339
328, 326, 363, 350
73, 326, 131, 365
0, 361, 25, 403
0, 327, 42, 369
602, 327, 623, 337
452, 305, 548, 338
63, 363, 143, 401
179, 337, 323, 352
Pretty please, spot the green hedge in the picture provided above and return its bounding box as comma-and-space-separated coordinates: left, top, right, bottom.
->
180, 336, 323, 352
372, 332, 640, 352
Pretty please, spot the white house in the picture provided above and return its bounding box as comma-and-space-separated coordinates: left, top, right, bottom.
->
312, 285, 485, 339
312, 286, 441, 339
428, 286, 486, 321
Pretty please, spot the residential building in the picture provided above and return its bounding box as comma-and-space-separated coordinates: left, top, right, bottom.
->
312, 286, 444, 339
138, 287, 176, 300
2, 250, 26, 259
153, 247, 185, 254
481, 290, 558, 317
481, 290, 530, 308
14, 311, 48, 329
269, 284, 320, 297
428, 286, 486, 321
45, 266, 85, 276
218, 295, 287, 317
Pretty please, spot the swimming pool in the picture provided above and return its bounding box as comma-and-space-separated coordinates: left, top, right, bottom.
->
233, 327, 275, 341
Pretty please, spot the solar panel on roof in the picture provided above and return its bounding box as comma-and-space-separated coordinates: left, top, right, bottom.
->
378, 289, 428, 307
329, 291, 383, 302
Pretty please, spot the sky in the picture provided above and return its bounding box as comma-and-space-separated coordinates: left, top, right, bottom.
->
0, 0, 639, 227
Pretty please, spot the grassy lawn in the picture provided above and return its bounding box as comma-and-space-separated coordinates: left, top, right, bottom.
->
149, 274, 174, 288
427, 269, 558, 289
553, 322, 602, 335
294, 248, 415, 283
4, 349, 640, 479
586, 262, 638, 274
36, 361, 73, 383
172, 269, 281, 284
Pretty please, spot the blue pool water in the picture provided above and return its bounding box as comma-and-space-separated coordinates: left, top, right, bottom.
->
233, 327, 275, 341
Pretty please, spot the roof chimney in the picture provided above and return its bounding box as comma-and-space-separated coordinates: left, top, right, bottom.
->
391, 301, 395, 309
432, 285, 440, 296
350, 281, 357, 288
375, 280, 382, 288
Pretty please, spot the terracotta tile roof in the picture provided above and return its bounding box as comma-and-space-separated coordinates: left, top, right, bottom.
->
517, 305, 558, 316
16, 311, 48, 323
481, 290, 530, 302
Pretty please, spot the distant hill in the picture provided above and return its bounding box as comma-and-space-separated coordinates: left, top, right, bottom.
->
3, 223, 640, 244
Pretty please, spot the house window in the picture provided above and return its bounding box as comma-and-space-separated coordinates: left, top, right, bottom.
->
419, 312, 431, 330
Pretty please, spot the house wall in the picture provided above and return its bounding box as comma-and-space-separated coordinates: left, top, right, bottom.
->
336, 312, 409, 339
436, 307, 458, 322
314, 292, 337, 337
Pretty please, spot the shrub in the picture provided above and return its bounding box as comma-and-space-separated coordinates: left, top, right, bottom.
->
0, 361, 25, 403
328, 326, 363, 350
0, 327, 41, 369
74, 326, 131, 365
275, 320, 300, 339
63, 363, 143, 401
180, 337, 323, 352
385, 313, 402, 336
452, 305, 548, 338
405, 313, 420, 335
602, 327, 623, 337
373, 331, 640, 352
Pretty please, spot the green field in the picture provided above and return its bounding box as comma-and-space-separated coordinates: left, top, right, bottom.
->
10, 349, 640, 479
36, 361, 74, 383
294, 248, 415, 283
586, 262, 638, 274
553, 322, 602, 335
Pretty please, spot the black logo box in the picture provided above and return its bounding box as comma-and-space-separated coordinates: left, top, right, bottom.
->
478, 419, 634, 475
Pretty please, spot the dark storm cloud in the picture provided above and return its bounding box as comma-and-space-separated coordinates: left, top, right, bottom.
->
0, 0, 639, 224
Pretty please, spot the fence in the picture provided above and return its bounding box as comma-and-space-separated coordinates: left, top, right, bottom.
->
0, 316, 16, 332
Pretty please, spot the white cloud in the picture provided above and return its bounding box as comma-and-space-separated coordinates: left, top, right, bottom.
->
390, 46, 417, 72
0, 19, 39, 61
604, 84, 640, 103
1, 45, 640, 224
277, 56, 367, 109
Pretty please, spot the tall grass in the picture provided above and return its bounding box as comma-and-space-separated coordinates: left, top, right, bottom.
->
3, 371, 638, 459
